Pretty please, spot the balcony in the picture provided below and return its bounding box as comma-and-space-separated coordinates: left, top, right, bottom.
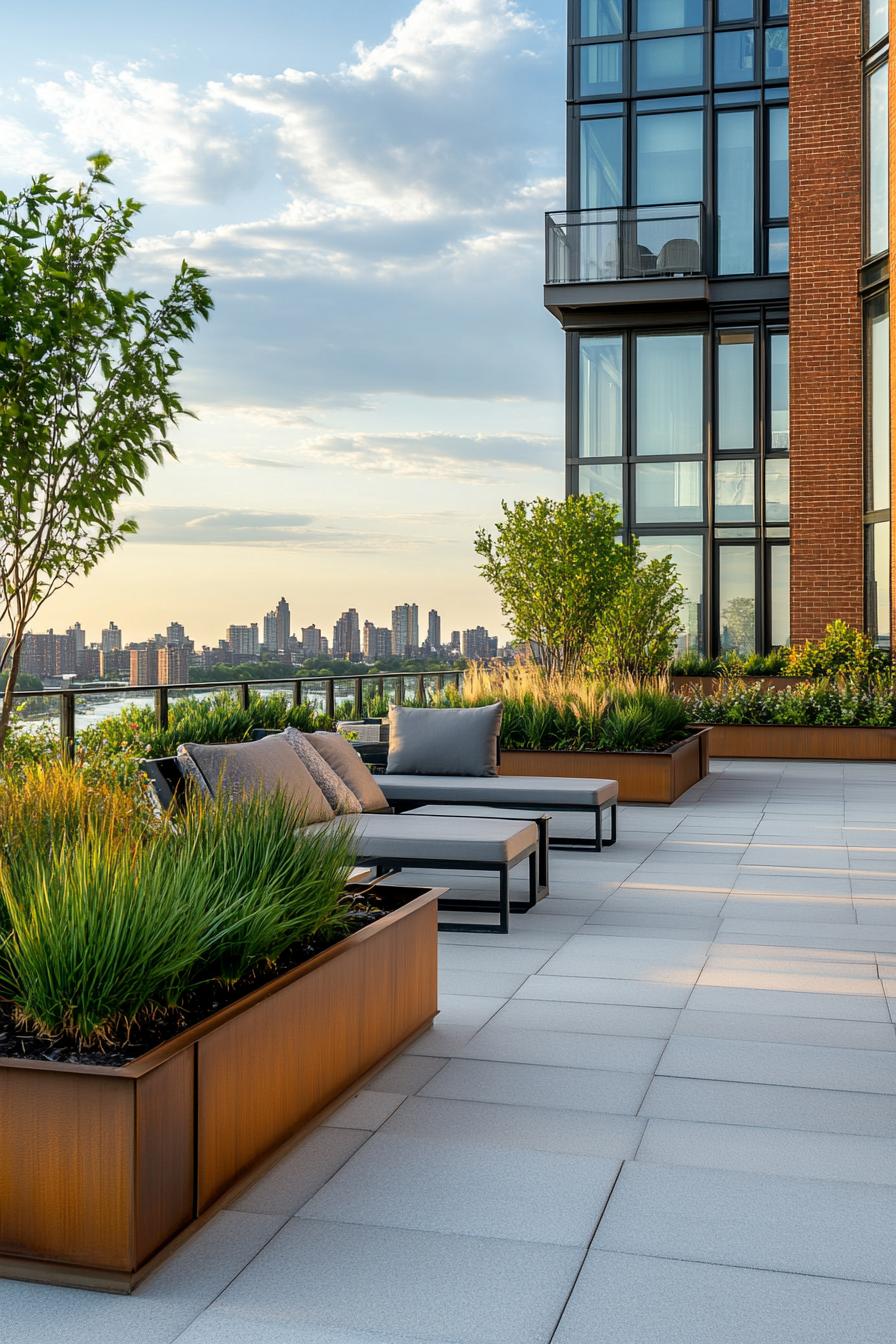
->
544, 203, 708, 315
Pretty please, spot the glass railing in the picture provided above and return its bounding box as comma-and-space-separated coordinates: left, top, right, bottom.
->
546, 204, 705, 284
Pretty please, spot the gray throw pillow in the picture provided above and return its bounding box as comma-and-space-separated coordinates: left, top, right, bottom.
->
386, 704, 502, 777
176, 735, 335, 825
303, 731, 390, 812
283, 727, 362, 815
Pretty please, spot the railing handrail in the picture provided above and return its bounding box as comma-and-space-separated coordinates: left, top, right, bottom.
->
10, 668, 463, 700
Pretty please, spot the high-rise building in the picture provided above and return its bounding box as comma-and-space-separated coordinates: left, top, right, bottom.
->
427, 609, 441, 651
130, 643, 159, 686
157, 645, 191, 685
548, 1, 888, 653
99, 647, 130, 680
301, 624, 323, 657
166, 621, 187, 647
275, 597, 290, 656
462, 626, 498, 660
391, 603, 419, 658
262, 609, 278, 653
226, 623, 260, 657
364, 621, 392, 659
66, 622, 86, 653
101, 621, 122, 654
449, 630, 461, 652
332, 608, 361, 660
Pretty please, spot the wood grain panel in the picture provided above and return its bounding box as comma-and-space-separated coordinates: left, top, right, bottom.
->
701, 725, 896, 761
498, 733, 708, 804
134, 1047, 194, 1266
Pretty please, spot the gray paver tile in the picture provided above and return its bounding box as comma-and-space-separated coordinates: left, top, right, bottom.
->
230, 1128, 372, 1216
685, 984, 891, 1022
437, 967, 530, 997
674, 1007, 896, 1051
657, 1034, 896, 1092
514, 972, 690, 1009
325, 1090, 405, 1131
488, 997, 679, 1038
366, 1053, 448, 1094
457, 1024, 666, 1072
420, 1057, 651, 1114
380, 1094, 644, 1157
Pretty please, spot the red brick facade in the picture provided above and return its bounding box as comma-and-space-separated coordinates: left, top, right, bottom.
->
789, 0, 865, 641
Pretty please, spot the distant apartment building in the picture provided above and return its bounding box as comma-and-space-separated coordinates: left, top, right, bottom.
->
549, 0, 893, 653
226, 623, 260, 657
449, 630, 461, 653
101, 621, 122, 655
166, 621, 187, 647
275, 597, 290, 655
66, 622, 86, 653
157, 644, 191, 685
301, 624, 323, 657
462, 626, 498, 660
391, 603, 419, 658
333, 608, 361, 660
426, 609, 442, 651
130, 642, 159, 686
99, 648, 131, 680
19, 630, 77, 678
363, 621, 392, 659
262, 609, 278, 653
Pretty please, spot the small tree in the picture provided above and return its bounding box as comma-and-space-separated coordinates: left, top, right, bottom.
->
474, 496, 634, 677
591, 551, 684, 681
0, 156, 212, 752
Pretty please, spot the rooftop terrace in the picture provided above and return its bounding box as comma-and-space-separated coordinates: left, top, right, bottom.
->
5, 757, 896, 1342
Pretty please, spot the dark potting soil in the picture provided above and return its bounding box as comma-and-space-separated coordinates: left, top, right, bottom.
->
0, 901, 385, 1069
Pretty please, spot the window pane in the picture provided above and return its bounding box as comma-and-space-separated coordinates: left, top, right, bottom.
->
867, 63, 888, 257
580, 336, 624, 456
636, 333, 705, 454
718, 545, 757, 653
765, 25, 789, 79
765, 457, 790, 522
768, 226, 789, 272
637, 110, 704, 203
767, 0, 788, 14
578, 42, 624, 97
769, 332, 789, 452
581, 0, 623, 36
636, 35, 705, 91
718, 332, 755, 451
769, 545, 791, 646
868, 0, 888, 45
866, 522, 891, 647
636, 461, 704, 522
580, 117, 624, 208
577, 461, 624, 509
715, 459, 755, 521
866, 298, 891, 513
718, 0, 755, 18
768, 105, 789, 219
638, 534, 705, 653
717, 111, 755, 273
636, 0, 703, 28
715, 30, 755, 84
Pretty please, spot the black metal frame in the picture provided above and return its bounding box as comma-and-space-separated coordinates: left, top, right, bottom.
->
405, 806, 552, 896
371, 851, 538, 936
392, 795, 617, 854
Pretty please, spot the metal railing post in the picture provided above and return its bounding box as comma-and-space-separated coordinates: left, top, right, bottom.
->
238, 681, 250, 712
293, 679, 302, 707
59, 692, 76, 762
377, 675, 385, 704
396, 677, 404, 707
353, 676, 363, 717
325, 679, 336, 720
416, 673, 425, 704
154, 686, 169, 731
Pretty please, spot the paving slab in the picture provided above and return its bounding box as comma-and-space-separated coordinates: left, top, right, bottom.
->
456, 1024, 666, 1072
657, 1034, 896, 1091
674, 1007, 896, 1051
514, 972, 691, 1009
419, 1057, 651, 1115
685, 984, 892, 1022
639, 1075, 896, 1137
230, 1128, 372, 1217
487, 997, 679, 1039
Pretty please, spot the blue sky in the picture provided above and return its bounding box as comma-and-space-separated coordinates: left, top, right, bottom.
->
4, 1, 566, 646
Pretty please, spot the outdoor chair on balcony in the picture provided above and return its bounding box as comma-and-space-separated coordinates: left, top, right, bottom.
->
655, 237, 701, 276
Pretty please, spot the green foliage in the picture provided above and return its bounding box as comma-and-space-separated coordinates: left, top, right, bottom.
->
0, 156, 212, 750
785, 621, 889, 684
0, 762, 356, 1047
592, 552, 683, 680
475, 496, 635, 677
685, 679, 896, 728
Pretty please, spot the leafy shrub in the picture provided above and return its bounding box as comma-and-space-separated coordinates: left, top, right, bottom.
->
670, 649, 791, 677
592, 552, 683, 681
785, 620, 889, 684
685, 679, 896, 728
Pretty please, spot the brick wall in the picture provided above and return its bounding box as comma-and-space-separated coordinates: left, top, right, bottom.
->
789, 0, 864, 640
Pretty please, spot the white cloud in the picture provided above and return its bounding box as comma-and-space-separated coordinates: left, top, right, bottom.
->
350, 0, 538, 83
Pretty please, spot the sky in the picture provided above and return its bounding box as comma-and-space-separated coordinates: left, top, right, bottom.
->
3, 0, 567, 648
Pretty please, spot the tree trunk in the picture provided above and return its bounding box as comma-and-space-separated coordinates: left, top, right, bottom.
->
0, 623, 25, 756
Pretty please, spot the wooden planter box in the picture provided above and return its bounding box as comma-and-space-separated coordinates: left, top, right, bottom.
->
0, 887, 438, 1293
671, 675, 801, 695
497, 730, 710, 804
696, 723, 896, 761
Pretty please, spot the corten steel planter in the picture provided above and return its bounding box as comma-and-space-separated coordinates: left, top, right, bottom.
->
497, 730, 710, 804
695, 723, 896, 761
670, 675, 801, 695
0, 886, 439, 1294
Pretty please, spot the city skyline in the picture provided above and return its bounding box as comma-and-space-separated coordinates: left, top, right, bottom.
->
1, 0, 565, 639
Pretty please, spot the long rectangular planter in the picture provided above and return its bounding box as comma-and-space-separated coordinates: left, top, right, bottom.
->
497, 730, 710, 804
696, 723, 896, 761
0, 886, 439, 1293
670, 675, 801, 695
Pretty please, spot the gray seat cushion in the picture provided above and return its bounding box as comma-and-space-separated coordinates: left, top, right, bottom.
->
304, 731, 389, 812
305, 813, 538, 866
386, 704, 502, 777
378, 774, 619, 808
177, 735, 335, 824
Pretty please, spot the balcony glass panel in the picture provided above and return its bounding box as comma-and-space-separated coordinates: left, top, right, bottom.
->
769, 544, 791, 646
581, 0, 624, 36
768, 226, 789, 273
765, 25, 789, 80
715, 30, 755, 84
637, 109, 704, 203
636, 0, 704, 29
580, 336, 624, 456
638, 534, 705, 653
718, 0, 755, 19
717, 110, 755, 273
577, 461, 624, 508
580, 117, 624, 209
718, 544, 757, 653
867, 63, 888, 257
718, 332, 755, 452
866, 521, 892, 647
769, 332, 789, 452
578, 42, 624, 97
546, 206, 702, 282
868, 0, 888, 45
636, 36, 705, 91
636, 461, 704, 523
765, 458, 790, 522
716, 459, 755, 522
866, 297, 890, 513
768, 105, 789, 220
636, 333, 705, 455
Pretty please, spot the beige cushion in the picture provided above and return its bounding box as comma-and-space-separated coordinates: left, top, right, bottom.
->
282, 727, 362, 815
304, 731, 389, 812
177, 735, 335, 824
